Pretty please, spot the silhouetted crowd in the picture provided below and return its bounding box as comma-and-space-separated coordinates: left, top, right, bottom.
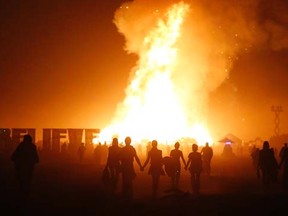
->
2, 134, 288, 209
251, 141, 288, 192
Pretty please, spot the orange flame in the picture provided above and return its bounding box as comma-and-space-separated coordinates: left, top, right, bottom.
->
98, 2, 213, 146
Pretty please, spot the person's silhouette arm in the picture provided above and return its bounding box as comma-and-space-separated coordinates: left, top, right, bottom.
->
134, 149, 142, 169
11, 144, 21, 163
104, 148, 111, 169
11, 147, 18, 162
180, 152, 187, 167
142, 151, 151, 171
185, 157, 190, 170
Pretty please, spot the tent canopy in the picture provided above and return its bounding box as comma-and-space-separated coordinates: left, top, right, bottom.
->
218, 133, 242, 145
218, 137, 234, 144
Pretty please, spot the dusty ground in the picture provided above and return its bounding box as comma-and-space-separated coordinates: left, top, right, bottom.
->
0, 153, 287, 216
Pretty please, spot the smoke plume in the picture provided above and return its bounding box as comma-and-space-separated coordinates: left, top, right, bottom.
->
107, 0, 288, 141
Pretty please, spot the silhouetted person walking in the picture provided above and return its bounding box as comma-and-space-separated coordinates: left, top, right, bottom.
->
250, 145, 260, 177
77, 142, 86, 162
170, 142, 186, 190
105, 137, 121, 195
119, 136, 142, 201
102, 142, 109, 165
279, 143, 287, 161
94, 143, 102, 166
11, 134, 39, 199
142, 140, 165, 198
279, 145, 288, 192
257, 141, 278, 190
186, 144, 202, 196
201, 142, 213, 177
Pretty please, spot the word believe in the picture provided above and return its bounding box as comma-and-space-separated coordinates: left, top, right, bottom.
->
0, 128, 100, 152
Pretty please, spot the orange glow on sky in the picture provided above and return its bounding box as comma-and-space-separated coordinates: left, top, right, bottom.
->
1, 1, 288, 143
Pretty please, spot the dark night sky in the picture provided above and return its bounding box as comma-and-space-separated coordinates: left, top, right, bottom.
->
0, 0, 135, 129
0, 0, 288, 141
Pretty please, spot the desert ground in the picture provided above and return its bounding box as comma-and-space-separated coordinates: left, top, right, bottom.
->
0, 151, 287, 216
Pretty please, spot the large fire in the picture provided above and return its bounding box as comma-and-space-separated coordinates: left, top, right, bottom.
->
98, 2, 213, 146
